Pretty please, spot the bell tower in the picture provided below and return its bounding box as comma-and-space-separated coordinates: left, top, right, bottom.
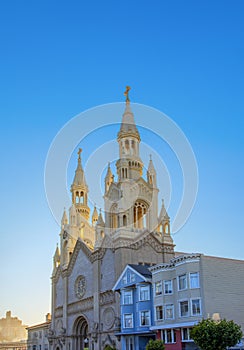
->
116, 86, 143, 182
70, 148, 90, 220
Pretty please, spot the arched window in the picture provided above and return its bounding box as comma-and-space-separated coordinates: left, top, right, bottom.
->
134, 201, 147, 229
164, 223, 169, 234
111, 204, 118, 229
80, 191, 84, 204
123, 215, 127, 227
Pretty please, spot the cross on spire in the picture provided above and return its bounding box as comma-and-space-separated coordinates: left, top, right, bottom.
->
124, 86, 131, 102
78, 148, 82, 158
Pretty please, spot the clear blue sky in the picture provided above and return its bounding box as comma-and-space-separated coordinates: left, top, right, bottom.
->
0, 1, 243, 326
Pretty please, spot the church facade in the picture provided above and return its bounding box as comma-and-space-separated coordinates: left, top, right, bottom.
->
48, 94, 175, 350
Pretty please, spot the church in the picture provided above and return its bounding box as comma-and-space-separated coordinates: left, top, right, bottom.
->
48, 88, 175, 350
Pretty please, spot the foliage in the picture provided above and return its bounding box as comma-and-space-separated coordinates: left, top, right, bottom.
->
190, 318, 243, 350
104, 345, 116, 350
145, 339, 165, 350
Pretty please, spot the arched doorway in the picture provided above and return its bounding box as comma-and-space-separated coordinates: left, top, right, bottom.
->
73, 316, 89, 350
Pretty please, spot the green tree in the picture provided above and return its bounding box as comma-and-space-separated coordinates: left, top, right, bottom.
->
104, 345, 116, 350
190, 318, 243, 350
145, 339, 165, 350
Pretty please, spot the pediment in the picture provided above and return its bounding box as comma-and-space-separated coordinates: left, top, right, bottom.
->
130, 231, 163, 253
66, 238, 93, 276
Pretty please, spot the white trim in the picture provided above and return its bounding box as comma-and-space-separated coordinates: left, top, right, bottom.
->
154, 280, 163, 296
121, 289, 133, 305
155, 305, 163, 321
150, 320, 199, 330
112, 265, 149, 291
164, 304, 174, 320
139, 310, 151, 327
190, 297, 202, 316
178, 274, 187, 291
123, 313, 134, 329
179, 299, 189, 317
175, 258, 200, 267
138, 284, 150, 301
189, 272, 200, 289
164, 279, 173, 295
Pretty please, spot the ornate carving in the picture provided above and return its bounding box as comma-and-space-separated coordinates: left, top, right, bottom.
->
90, 248, 106, 262
67, 296, 93, 315
54, 307, 63, 318
100, 290, 115, 305
103, 307, 115, 329
75, 275, 86, 299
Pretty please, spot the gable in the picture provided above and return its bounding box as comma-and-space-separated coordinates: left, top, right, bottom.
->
105, 182, 120, 201
113, 265, 150, 291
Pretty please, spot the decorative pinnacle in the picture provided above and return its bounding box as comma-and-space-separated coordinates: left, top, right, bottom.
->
124, 86, 131, 103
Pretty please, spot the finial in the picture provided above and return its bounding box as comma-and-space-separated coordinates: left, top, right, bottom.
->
78, 148, 82, 158
149, 154, 152, 161
124, 86, 131, 103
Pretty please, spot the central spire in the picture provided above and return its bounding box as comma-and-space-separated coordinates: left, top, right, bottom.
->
116, 87, 143, 181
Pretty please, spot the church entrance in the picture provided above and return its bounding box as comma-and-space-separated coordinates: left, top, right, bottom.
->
73, 316, 89, 350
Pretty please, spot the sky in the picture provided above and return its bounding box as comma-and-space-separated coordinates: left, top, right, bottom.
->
0, 0, 243, 326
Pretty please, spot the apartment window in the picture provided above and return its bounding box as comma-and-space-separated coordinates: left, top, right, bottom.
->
122, 290, 133, 304
164, 280, 173, 294
181, 328, 192, 341
178, 274, 187, 290
179, 300, 189, 317
161, 329, 176, 343
191, 299, 201, 316
155, 281, 162, 296
140, 310, 150, 326
139, 285, 150, 301
155, 305, 163, 320
164, 304, 174, 320
190, 272, 200, 288
125, 336, 134, 350
124, 314, 133, 328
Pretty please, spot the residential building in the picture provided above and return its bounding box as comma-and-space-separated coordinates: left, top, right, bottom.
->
150, 253, 244, 350
27, 314, 51, 350
113, 264, 155, 350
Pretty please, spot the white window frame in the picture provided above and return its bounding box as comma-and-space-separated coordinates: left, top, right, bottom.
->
164, 304, 174, 320
123, 313, 133, 328
155, 281, 163, 296
139, 310, 151, 327
178, 274, 187, 291
189, 272, 200, 289
122, 289, 133, 305
164, 279, 173, 294
161, 329, 176, 344
191, 298, 202, 316
155, 305, 163, 321
139, 285, 150, 301
179, 300, 189, 317
125, 336, 134, 350
181, 328, 193, 342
